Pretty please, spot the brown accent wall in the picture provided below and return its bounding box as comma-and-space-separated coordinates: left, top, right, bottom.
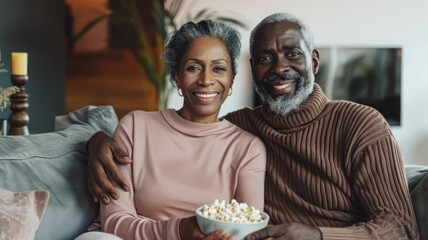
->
66, 49, 159, 120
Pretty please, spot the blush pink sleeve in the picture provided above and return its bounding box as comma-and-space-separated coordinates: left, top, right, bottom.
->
234, 138, 267, 211
100, 113, 182, 240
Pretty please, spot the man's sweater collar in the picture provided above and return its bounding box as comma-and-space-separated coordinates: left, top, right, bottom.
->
260, 83, 328, 130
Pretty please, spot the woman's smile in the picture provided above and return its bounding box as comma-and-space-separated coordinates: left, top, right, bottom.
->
192, 91, 220, 104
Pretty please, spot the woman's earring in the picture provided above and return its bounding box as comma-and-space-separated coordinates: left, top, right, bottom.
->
178, 88, 183, 97
228, 87, 233, 96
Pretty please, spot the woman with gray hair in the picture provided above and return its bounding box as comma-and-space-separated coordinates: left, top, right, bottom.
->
77, 20, 267, 240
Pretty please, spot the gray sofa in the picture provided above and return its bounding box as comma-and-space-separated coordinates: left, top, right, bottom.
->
0, 106, 427, 239
0, 106, 117, 240
406, 165, 428, 239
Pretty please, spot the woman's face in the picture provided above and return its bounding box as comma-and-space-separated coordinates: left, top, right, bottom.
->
175, 36, 234, 123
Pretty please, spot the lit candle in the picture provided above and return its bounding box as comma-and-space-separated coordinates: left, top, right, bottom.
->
11, 52, 28, 76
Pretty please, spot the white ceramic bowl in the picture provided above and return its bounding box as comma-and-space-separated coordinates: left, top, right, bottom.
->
195, 206, 269, 240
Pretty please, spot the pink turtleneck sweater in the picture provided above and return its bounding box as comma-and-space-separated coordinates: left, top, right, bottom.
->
100, 109, 266, 240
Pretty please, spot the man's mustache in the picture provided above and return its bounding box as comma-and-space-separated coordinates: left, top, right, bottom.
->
262, 72, 303, 84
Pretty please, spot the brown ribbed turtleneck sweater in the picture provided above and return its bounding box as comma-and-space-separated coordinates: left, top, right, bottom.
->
224, 84, 418, 239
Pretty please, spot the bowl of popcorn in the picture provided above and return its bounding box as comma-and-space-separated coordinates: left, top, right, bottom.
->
196, 199, 269, 240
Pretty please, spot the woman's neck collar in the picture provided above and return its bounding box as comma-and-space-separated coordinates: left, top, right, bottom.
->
176, 108, 219, 124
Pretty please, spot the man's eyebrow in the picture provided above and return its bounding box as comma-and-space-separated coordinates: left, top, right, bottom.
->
254, 45, 302, 55
282, 45, 302, 50
254, 49, 274, 56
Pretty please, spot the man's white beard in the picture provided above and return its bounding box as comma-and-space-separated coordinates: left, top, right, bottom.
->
254, 75, 315, 117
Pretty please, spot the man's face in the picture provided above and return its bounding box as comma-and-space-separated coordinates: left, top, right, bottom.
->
251, 21, 319, 116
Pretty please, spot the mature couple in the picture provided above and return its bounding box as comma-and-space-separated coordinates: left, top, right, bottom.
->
84, 12, 418, 240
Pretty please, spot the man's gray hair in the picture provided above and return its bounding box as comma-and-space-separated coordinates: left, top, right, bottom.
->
250, 12, 315, 58
162, 20, 241, 86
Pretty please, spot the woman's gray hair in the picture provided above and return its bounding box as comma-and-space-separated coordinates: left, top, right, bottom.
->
250, 12, 315, 58
162, 20, 241, 86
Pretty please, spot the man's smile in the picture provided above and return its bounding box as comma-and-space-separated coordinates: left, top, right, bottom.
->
267, 81, 296, 95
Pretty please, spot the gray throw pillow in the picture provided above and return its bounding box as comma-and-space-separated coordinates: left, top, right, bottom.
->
0, 106, 118, 240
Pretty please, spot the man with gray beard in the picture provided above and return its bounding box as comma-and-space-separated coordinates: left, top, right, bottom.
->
86, 13, 418, 240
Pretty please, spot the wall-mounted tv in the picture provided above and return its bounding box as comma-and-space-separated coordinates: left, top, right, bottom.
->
316, 47, 401, 126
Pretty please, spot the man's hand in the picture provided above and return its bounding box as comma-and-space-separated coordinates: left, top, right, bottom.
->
245, 223, 322, 240
179, 216, 236, 240
87, 131, 132, 204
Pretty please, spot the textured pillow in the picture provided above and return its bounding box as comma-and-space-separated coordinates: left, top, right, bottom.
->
0, 189, 49, 240
0, 106, 118, 240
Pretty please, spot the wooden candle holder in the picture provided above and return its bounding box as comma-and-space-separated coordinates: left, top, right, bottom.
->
8, 75, 29, 135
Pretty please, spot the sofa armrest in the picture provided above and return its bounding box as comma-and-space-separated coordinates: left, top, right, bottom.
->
0, 105, 118, 240
405, 165, 428, 239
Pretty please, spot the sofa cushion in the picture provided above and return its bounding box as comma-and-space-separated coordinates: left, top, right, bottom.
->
405, 165, 428, 190
0, 106, 118, 240
0, 189, 49, 240
405, 165, 428, 239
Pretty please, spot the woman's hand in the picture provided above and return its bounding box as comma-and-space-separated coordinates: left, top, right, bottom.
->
87, 131, 133, 204
179, 216, 236, 240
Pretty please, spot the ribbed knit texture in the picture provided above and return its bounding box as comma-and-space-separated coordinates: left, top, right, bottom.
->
224, 84, 419, 239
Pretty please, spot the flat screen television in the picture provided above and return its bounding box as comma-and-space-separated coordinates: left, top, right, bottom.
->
316, 47, 401, 126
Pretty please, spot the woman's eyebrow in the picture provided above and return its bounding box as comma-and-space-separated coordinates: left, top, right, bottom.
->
184, 58, 202, 64
212, 58, 228, 64
184, 58, 229, 65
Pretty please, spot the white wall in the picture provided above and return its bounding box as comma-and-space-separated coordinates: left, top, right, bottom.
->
167, 0, 428, 166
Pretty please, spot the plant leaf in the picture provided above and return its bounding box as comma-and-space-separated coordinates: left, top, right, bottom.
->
192, 8, 211, 21
168, 0, 184, 17
215, 16, 249, 29
72, 14, 111, 43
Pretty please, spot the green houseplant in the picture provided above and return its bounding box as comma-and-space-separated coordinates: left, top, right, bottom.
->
74, 0, 247, 110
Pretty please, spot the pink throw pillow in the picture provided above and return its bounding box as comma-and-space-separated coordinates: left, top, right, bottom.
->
0, 188, 49, 240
